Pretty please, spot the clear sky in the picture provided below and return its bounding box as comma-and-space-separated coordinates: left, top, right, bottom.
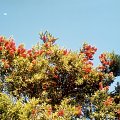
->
0, 0, 120, 90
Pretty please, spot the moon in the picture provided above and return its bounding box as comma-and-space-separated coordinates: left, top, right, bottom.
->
3, 13, 7, 16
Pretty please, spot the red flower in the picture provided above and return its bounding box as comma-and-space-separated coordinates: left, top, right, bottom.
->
99, 82, 103, 90
0, 36, 4, 42
63, 49, 69, 55
0, 46, 2, 51
33, 51, 39, 58
103, 97, 113, 106
57, 109, 64, 117
82, 44, 97, 60
82, 67, 91, 73
9, 50, 15, 57
21, 53, 27, 58
39, 50, 44, 55
84, 45, 91, 50
17, 45, 26, 54
5, 40, 16, 51
27, 49, 32, 57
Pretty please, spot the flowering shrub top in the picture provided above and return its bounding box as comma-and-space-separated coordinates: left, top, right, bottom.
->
0, 32, 119, 119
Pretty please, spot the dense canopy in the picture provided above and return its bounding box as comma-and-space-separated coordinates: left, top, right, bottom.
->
0, 32, 120, 120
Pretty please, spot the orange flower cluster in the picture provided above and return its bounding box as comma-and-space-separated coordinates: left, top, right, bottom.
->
99, 53, 111, 66
0, 36, 16, 57
82, 44, 97, 60
82, 61, 93, 73
17, 44, 27, 58
103, 97, 113, 106
63, 49, 70, 55
57, 109, 64, 117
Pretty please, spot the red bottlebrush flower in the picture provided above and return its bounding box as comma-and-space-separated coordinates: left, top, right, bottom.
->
9, 50, 15, 57
27, 49, 32, 54
27, 49, 32, 57
85, 68, 91, 73
88, 53, 93, 59
33, 51, 39, 58
9, 40, 16, 50
57, 109, 64, 117
21, 53, 27, 58
5, 40, 16, 51
17, 45, 26, 54
5, 44, 10, 50
99, 82, 103, 90
82, 67, 91, 73
99, 53, 106, 58
104, 61, 109, 65
0, 46, 2, 51
84, 45, 91, 50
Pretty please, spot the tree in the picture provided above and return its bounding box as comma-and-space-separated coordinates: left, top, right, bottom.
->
0, 32, 120, 119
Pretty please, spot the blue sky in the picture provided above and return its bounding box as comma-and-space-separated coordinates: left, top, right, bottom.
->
0, 0, 120, 90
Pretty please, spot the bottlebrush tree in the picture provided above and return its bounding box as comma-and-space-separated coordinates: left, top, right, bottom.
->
0, 32, 120, 120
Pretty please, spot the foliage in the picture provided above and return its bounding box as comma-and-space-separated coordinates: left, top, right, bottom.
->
0, 32, 120, 119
